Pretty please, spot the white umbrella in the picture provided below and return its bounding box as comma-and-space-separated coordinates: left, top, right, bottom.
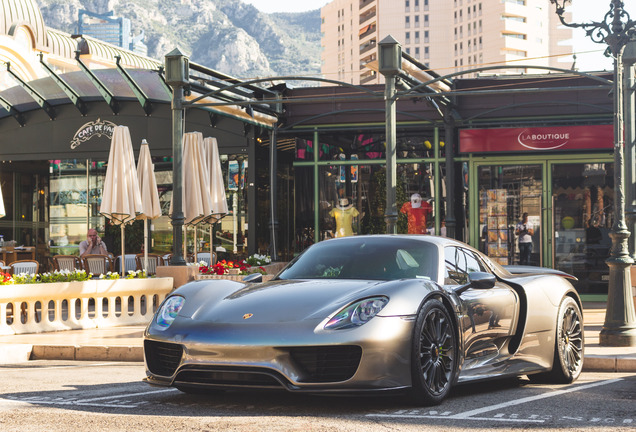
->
170, 132, 213, 261
0, 185, 5, 218
100, 125, 143, 276
203, 137, 228, 256
136, 139, 162, 271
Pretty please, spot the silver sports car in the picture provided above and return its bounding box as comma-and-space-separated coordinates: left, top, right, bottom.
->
143, 235, 584, 405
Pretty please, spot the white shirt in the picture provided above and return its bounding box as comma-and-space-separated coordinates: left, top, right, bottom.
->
516, 221, 533, 244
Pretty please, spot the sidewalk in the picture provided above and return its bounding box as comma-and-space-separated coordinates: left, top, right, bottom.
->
0, 302, 634, 371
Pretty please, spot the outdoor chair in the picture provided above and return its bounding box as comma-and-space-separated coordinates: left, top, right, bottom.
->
195, 252, 216, 266
9, 260, 39, 275
115, 254, 137, 274
82, 254, 113, 277
52, 255, 82, 272
135, 253, 164, 275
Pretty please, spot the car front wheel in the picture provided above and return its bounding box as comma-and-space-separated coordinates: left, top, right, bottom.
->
410, 299, 457, 406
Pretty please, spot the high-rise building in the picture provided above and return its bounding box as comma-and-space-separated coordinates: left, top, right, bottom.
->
78, 9, 147, 57
321, 0, 573, 84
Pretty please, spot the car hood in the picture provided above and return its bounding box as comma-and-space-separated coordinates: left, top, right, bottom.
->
185, 278, 386, 324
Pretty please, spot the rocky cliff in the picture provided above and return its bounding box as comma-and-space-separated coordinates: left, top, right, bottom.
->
36, 0, 321, 79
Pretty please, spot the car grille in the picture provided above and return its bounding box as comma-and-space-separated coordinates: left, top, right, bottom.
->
175, 367, 284, 388
286, 345, 362, 383
144, 340, 183, 377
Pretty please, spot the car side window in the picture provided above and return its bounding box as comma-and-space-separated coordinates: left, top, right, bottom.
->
444, 246, 466, 285
444, 247, 487, 285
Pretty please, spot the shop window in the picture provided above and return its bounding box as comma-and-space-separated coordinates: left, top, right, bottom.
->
552, 163, 614, 294
477, 164, 542, 267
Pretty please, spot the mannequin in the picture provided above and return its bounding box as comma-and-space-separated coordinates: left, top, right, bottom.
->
329, 198, 359, 237
400, 193, 432, 234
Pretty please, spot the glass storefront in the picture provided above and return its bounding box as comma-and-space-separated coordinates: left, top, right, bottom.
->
0, 161, 49, 264
471, 158, 614, 294
477, 164, 543, 266
552, 163, 614, 293
46, 154, 243, 268
293, 128, 445, 252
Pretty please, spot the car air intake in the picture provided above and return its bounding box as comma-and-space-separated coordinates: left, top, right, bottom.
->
286, 345, 362, 383
144, 340, 183, 377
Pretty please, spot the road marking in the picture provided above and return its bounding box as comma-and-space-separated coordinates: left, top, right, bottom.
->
76, 388, 178, 403
367, 378, 623, 423
0, 362, 129, 371
450, 378, 622, 419
1, 388, 178, 409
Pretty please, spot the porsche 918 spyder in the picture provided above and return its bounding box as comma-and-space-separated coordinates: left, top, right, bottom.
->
143, 235, 584, 405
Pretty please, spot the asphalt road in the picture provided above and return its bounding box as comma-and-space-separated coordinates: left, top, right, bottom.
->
0, 361, 634, 432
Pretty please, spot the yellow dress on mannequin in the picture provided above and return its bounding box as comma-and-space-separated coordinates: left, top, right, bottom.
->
329, 198, 359, 237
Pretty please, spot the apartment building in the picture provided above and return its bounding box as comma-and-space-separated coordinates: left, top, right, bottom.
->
321, 0, 572, 84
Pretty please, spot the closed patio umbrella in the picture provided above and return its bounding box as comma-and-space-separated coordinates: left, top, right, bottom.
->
100, 125, 143, 276
136, 139, 162, 272
170, 132, 213, 261
0, 184, 5, 218
203, 137, 228, 257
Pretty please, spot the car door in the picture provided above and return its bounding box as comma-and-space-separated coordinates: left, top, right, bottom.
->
443, 246, 519, 371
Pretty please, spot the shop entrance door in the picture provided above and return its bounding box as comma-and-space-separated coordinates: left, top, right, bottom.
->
475, 164, 544, 267
550, 162, 614, 293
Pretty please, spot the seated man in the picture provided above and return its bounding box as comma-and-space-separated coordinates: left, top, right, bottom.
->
79, 228, 108, 257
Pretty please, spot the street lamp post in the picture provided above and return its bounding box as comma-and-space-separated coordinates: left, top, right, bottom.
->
164, 48, 189, 266
550, 0, 636, 346
378, 36, 402, 234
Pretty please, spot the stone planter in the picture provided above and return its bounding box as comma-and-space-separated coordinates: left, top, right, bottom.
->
197, 274, 275, 282
0, 277, 174, 335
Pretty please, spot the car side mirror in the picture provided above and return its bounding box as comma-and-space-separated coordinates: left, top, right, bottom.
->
243, 273, 263, 283
455, 271, 496, 295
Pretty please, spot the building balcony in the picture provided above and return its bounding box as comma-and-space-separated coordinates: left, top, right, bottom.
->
359, 24, 377, 40
360, 70, 377, 84
359, 39, 377, 54
360, 0, 375, 10
359, 8, 376, 24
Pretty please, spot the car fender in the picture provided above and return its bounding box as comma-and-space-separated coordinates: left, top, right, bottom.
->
375, 278, 450, 317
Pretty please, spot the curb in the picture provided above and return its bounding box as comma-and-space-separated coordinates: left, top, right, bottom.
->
31, 345, 144, 362
0, 345, 143, 364
583, 355, 636, 373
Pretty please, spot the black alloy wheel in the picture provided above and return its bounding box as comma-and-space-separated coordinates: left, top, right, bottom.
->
410, 299, 457, 405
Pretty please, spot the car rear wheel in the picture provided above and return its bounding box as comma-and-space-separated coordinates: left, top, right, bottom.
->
410, 299, 457, 406
550, 296, 584, 383
530, 296, 584, 384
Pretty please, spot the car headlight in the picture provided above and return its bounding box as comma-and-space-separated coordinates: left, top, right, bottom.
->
324, 296, 389, 330
155, 296, 185, 331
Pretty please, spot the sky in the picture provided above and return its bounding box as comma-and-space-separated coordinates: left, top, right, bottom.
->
243, 0, 636, 72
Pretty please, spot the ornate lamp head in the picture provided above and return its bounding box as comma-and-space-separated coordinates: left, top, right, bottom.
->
549, 0, 634, 56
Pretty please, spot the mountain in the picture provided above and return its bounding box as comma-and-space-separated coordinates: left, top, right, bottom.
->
35, 0, 322, 80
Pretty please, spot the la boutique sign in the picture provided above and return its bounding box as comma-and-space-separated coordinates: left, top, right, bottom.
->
459, 125, 613, 153
70, 119, 117, 149
517, 131, 570, 150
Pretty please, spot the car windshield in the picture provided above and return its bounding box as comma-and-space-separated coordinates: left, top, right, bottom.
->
278, 237, 438, 281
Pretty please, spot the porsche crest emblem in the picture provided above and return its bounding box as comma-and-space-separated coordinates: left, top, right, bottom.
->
243, 313, 253, 320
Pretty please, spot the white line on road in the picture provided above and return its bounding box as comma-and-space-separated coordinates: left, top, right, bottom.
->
1, 388, 178, 410
369, 413, 544, 423
0, 362, 130, 371
77, 388, 178, 403
366, 378, 623, 423
450, 378, 622, 419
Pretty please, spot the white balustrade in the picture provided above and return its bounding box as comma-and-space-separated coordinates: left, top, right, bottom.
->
0, 277, 173, 335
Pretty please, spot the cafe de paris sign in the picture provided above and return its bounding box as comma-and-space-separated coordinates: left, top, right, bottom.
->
70, 118, 117, 149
